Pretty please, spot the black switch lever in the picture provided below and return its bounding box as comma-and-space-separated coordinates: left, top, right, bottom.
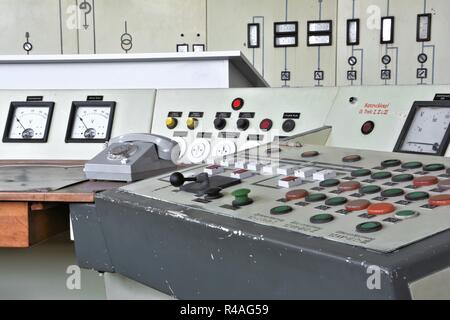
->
170, 172, 211, 194
170, 172, 197, 187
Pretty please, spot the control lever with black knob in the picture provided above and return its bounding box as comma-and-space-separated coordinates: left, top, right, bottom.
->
169, 170, 242, 195
170, 172, 211, 194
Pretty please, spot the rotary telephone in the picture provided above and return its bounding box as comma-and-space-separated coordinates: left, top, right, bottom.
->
84, 133, 180, 182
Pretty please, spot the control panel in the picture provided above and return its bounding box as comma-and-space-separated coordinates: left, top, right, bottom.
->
324, 85, 450, 155
121, 138, 450, 253
0, 89, 156, 160
151, 88, 338, 164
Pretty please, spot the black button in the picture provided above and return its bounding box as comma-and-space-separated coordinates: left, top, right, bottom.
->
237, 118, 250, 131
282, 119, 296, 133
214, 118, 227, 130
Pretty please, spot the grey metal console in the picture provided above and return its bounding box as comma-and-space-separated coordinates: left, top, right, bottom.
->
89, 188, 450, 299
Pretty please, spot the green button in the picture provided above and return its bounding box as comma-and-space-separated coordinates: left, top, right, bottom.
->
320, 179, 340, 188
351, 169, 372, 177
402, 162, 423, 170
325, 197, 348, 206
371, 172, 392, 180
360, 185, 382, 195
395, 210, 419, 219
310, 214, 334, 224
305, 193, 327, 202
231, 189, 253, 207
381, 159, 402, 168
270, 206, 293, 215
392, 174, 414, 183
232, 189, 250, 197
381, 188, 405, 198
405, 192, 429, 201
356, 222, 383, 233
423, 164, 446, 172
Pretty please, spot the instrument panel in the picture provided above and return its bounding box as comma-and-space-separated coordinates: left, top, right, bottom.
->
65, 101, 116, 143
2, 101, 54, 143
0, 89, 157, 160
394, 101, 450, 156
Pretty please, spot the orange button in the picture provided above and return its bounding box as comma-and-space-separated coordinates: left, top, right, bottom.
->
367, 203, 396, 215
338, 181, 361, 192
429, 195, 450, 207
286, 189, 309, 201
413, 176, 439, 187
345, 200, 371, 212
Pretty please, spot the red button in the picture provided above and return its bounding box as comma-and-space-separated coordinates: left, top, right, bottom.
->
367, 203, 396, 215
413, 176, 439, 187
429, 195, 450, 207
260, 119, 273, 131
338, 181, 361, 192
232, 98, 244, 110
345, 200, 371, 212
286, 189, 309, 201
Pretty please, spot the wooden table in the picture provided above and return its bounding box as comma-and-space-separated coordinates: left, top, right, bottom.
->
0, 161, 125, 248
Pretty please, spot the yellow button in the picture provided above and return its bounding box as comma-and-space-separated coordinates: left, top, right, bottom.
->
166, 117, 177, 129
186, 117, 198, 130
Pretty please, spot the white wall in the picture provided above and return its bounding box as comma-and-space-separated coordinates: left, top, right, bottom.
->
0, 0, 449, 88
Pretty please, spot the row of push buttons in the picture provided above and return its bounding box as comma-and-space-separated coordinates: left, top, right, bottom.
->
166, 97, 296, 132
167, 116, 295, 132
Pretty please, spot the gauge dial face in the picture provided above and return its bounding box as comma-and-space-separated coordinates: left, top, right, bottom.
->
66, 102, 115, 143
399, 107, 450, 155
3, 103, 54, 143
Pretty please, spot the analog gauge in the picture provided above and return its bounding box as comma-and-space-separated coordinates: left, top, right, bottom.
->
395, 103, 450, 156
65, 101, 116, 143
3, 102, 54, 143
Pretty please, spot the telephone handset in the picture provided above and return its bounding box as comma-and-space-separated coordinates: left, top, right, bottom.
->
84, 133, 180, 182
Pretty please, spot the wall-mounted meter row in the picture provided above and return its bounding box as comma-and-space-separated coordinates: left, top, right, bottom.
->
248, 13, 432, 49
2, 99, 116, 144
346, 14, 432, 46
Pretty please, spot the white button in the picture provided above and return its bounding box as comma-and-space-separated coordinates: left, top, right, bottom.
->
313, 170, 336, 181
230, 169, 253, 179
247, 162, 263, 171
295, 167, 318, 179
278, 176, 302, 188
204, 165, 224, 176
262, 164, 278, 175
277, 166, 298, 176
235, 161, 248, 169
220, 159, 235, 168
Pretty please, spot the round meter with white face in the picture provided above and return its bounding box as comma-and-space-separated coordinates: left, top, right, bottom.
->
65, 102, 116, 143
396, 105, 450, 156
3, 102, 54, 143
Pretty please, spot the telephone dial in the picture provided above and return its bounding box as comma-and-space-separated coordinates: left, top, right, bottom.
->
84, 133, 180, 182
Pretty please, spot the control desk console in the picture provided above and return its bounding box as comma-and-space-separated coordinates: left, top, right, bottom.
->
151, 88, 337, 164
122, 137, 450, 253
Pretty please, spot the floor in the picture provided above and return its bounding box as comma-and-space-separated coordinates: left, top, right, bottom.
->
0, 232, 106, 300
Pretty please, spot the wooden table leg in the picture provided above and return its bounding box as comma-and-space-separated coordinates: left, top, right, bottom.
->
0, 202, 69, 248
